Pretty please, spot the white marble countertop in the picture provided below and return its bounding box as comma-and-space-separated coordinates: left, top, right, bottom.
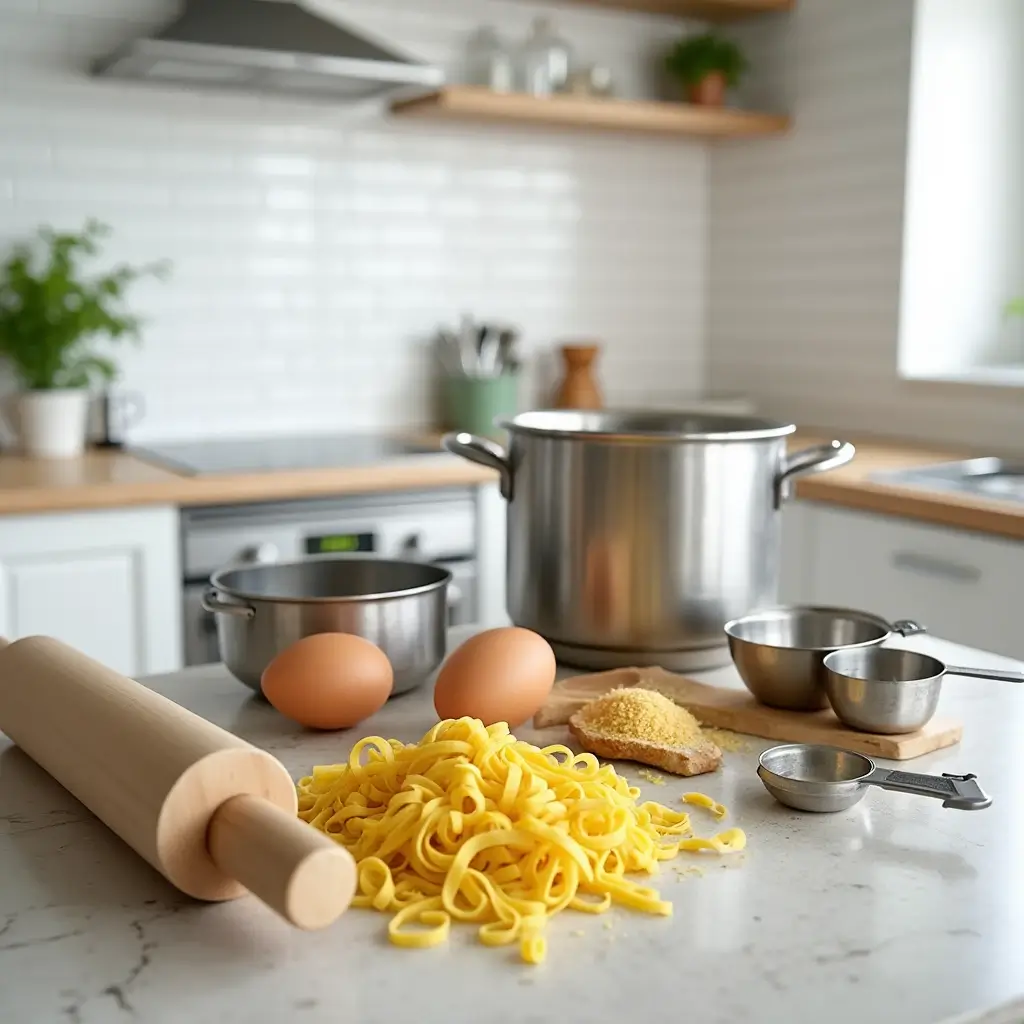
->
2, 628, 1024, 1024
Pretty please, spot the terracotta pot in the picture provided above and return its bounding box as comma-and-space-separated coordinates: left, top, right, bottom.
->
553, 344, 603, 410
687, 71, 727, 107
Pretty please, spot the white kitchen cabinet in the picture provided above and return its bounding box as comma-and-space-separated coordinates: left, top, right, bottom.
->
0, 505, 180, 676
796, 503, 1024, 660
779, 503, 812, 605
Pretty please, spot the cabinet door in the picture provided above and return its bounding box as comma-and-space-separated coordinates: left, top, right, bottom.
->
806, 504, 1023, 660
0, 506, 180, 676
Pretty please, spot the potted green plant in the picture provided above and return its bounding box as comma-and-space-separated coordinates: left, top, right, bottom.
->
665, 32, 748, 107
0, 220, 167, 458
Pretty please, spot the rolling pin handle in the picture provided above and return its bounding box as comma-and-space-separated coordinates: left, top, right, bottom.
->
207, 794, 357, 930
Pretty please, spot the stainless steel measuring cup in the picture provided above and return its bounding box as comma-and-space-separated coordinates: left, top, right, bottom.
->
823, 647, 1024, 734
757, 743, 992, 813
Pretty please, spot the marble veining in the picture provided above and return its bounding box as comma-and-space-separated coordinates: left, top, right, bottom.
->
1, 628, 1023, 1023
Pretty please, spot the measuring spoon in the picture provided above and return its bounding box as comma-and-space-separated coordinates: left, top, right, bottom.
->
757, 743, 992, 813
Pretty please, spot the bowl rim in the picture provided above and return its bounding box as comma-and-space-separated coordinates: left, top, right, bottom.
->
210, 555, 453, 605
822, 647, 946, 683
724, 604, 894, 652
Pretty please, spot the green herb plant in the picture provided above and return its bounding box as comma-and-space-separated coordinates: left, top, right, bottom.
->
664, 32, 748, 88
0, 220, 168, 391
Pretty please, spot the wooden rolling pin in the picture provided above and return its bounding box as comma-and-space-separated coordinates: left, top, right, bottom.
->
0, 636, 356, 930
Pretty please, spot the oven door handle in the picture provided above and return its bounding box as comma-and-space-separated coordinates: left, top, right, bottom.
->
201, 588, 255, 620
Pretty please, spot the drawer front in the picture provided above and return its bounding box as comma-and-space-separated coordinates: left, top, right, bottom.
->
807, 505, 1023, 660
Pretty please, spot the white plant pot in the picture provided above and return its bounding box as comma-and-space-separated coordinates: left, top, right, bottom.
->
13, 389, 90, 459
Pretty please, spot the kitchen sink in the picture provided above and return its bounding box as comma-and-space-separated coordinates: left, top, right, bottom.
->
873, 458, 1024, 503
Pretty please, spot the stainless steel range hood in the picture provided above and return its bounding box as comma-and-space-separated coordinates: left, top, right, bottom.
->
93, 0, 443, 100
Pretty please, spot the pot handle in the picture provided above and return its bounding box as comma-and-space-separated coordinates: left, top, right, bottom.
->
774, 440, 856, 508
442, 432, 513, 500
891, 619, 926, 638
201, 588, 255, 620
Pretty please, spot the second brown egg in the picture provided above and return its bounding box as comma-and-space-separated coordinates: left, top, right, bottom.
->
433, 627, 556, 728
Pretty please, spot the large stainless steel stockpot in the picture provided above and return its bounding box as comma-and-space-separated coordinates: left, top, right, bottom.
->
444, 410, 854, 671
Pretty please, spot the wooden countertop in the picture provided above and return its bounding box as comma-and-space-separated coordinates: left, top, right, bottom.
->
791, 430, 1024, 540
0, 431, 1019, 541
0, 446, 496, 516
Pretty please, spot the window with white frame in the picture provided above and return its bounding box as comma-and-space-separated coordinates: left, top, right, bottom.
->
899, 0, 1024, 381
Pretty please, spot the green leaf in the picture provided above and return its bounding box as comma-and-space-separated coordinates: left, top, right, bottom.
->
1004, 297, 1024, 320
0, 221, 169, 389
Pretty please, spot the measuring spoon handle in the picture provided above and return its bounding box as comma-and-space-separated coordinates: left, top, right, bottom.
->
866, 768, 992, 810
944, 665, 1024, 684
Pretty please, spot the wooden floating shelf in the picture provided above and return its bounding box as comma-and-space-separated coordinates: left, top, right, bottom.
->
563, 0, 794, 20
391, 87, 790, 140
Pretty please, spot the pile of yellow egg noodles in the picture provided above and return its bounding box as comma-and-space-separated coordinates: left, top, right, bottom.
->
297, 717, 745, 963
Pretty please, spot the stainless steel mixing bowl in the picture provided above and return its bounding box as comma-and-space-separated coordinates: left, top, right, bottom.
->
724, 606, 924, 711
202, 556, 452, 694
823, 646, 1024, 734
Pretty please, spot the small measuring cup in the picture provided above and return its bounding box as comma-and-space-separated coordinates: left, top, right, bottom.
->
757, 743, 992, 813
823, 647, 1024, 734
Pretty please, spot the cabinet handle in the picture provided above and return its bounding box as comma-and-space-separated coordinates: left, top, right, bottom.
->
891, 551, 982, 584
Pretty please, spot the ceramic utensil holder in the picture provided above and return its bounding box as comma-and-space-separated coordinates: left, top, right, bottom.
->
442, 373, 519, 441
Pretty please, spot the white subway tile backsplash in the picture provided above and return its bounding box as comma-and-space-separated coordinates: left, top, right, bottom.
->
0, 0, 705, 442
38, 0, 146, 14
53, 143, 153, 173
0, 13, 69, 56
0, 139, 52, 172
14, 175, 171, 207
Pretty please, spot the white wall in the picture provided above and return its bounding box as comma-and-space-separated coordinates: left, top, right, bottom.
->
709, 0, 1024, 454
0, 0, 707, 443
899, 0, 1024, 377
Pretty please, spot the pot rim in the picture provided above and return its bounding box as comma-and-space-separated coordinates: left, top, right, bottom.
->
209, 556, 452, 606
496, 408, 796, 442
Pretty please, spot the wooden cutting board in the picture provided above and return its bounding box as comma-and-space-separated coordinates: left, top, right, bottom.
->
534, 666, 962, 761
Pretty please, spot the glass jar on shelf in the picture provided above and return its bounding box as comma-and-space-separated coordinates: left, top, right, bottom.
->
518, 16, 572, 97
464, 25, 514, 93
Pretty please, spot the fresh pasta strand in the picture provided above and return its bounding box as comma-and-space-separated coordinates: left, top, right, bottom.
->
297, 718, 745, 964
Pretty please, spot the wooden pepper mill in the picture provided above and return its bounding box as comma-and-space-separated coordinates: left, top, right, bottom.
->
553, 343, 603, 410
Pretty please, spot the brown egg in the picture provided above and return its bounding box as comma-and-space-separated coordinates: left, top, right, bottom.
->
433, 627, 556, 728
261, 632, 393, 730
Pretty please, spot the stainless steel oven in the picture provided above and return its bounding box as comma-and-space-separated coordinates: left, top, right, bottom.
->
181, 489, 478, 667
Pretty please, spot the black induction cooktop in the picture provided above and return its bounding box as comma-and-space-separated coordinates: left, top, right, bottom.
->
132, 434, 440, 476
